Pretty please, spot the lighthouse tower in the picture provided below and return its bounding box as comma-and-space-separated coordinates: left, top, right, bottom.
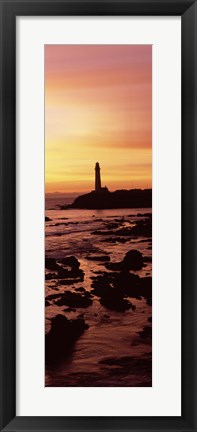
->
95, 162, 101, 192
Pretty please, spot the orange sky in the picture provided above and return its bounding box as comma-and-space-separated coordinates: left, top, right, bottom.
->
45, 45, 152, 193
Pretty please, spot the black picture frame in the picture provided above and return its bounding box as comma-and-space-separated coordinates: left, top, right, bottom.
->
0, 0, 196, 431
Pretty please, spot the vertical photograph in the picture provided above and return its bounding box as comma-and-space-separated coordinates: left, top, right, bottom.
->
45, 45, 152, 386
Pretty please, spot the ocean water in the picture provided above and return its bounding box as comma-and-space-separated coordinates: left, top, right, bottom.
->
45, 195, 152, 387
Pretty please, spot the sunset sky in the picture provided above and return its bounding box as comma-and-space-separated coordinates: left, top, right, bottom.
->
45, 45, 152, 193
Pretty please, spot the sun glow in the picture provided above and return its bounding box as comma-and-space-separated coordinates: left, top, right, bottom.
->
45, 45, 152, 193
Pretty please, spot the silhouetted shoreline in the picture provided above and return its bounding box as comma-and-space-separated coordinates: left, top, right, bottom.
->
61, 189, 152, 210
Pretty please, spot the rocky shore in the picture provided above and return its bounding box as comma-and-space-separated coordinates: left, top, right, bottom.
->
45, 209, 152, 385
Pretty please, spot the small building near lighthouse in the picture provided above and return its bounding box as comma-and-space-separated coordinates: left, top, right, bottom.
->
95, 162, 108, 193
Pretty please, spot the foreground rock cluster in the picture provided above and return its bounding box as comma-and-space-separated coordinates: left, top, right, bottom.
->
46, 314, 89, 364
90, 267, 152, 312
45, 248, 152, 365
45, 256, 84, 284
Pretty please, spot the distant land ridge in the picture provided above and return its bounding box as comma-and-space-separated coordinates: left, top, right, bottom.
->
61, 189, 152, 210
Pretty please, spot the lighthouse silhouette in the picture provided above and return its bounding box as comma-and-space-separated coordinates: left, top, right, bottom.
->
95, 162, 108, 193
95, 162, 101, 192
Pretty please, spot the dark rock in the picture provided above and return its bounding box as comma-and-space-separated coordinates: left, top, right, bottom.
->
45, 300, 50, 307
57, 266, 84, 280
75, 287, 85, 292
91, 230, 116, 236
90, 273, 133, 312
90, 266, 151, 314
118, 275, 151, 300
143, 256, 152, 262
90, 275, 112, 297
84, 291, 92, 298
59, 256, 80, 269
101, 237, 129, 244
139, 326, 152, 339
91, 269, 151, 301
45, 216, 52, 222
123, 250, 145, 269
129, 218, 152, 237
97, 218, 152, 238
113, 270, 141, 298
55, 291, 92, 308
45, 257, 60, 271
139, 277, 152, 298
60, 278, 84, 285
100, 295, 132, 312
114, 237, 129, 243
45, 272, 57, 280
148, 316, 152, 323
54, 222, 69, 226
45, 314, 89, 364
106, 250, 145, 271
46, 293, 62, 301
91, 270, 141, 299
86, 255, 110, 262
114, 227, 133, 236
104, 222, 120, 229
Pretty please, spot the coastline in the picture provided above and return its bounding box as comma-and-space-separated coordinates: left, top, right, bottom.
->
60, 189, 152, 210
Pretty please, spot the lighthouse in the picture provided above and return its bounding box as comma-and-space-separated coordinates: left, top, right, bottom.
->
94, 162, 109, 193
95, 162, 101, 192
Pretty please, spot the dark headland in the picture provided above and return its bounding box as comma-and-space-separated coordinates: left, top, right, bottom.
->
61, 163, 152, 210
61, 188, 152, 210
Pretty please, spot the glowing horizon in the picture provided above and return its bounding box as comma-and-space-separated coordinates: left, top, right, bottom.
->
45, 45, 152, 193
